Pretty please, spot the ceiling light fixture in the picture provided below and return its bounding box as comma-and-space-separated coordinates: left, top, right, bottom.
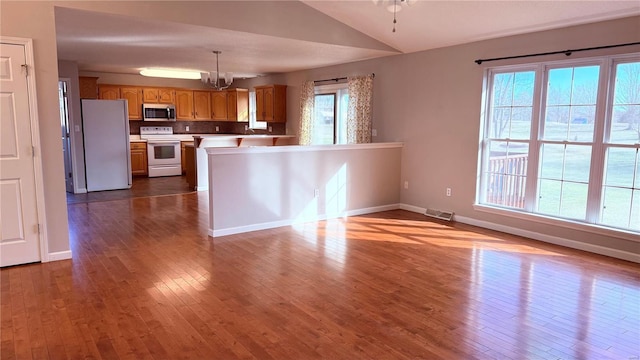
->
140, 68, 201, 80
200, 50, 233, 91
373, 0, 414, 33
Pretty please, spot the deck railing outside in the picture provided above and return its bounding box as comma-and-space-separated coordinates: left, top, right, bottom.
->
486, 153, 528, 209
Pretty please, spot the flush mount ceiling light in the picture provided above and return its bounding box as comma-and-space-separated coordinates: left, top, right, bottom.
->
200, 50, 233, 91
373, 0, 415, 32
139, 68, 201, 80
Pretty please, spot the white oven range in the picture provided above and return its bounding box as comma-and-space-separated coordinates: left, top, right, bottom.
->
139, 126, 181, 177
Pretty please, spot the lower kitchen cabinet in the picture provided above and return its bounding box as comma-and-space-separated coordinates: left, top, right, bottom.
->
181, 141, 193, 174
130, 142, 148, 176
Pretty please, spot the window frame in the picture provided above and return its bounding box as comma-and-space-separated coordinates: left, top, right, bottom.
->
476, 52, 640, 240
313, 82, 349, 145
313, 92, 337, 144
248, 90, 267, 130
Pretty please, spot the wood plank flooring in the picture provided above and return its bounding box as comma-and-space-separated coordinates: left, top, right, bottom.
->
66, 176, 194, 204
2, 191, 639, 359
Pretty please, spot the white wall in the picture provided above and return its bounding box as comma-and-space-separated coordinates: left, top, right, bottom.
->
235, 16, 640, 260
208, 144, 402, 236
1, 2, 70, 254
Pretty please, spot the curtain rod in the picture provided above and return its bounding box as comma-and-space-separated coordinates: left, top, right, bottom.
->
314, 73, 375, 84
474, 42, 640, 65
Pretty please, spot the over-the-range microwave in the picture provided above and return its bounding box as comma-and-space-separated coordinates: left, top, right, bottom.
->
143, 103, 176, 121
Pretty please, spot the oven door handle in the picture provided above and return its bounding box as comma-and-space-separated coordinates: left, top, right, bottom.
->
147, 141, 180, 146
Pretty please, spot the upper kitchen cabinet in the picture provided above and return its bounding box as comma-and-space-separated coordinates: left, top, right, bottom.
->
98, 85, 142, 120
79, 76, 98, 99
210, 91, 227, 121
120, 87, 143, 120
227, 89, 249, 122
143, 87, 175, 104
175, 90, 194, 120
193, 91, 211, 120
176, 90, 211, 121
255, 85, 286, 123
98, 85, 120, 100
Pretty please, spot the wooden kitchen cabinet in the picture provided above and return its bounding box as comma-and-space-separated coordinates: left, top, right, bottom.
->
176, 90, 210, 120
143, 87, 175, 104
175, 90, 194, 120
194, 91, 211, 120
255, 85, 286, 123
210, 91, 227, 120
120, 86, 143, 120
227, 88, 249, 122
98, 85, 120, 100
157, 88, 175, 104
79, 76, 98, 99
99, 85, 142, 119
181, 141, 194, 174
185, 144, 196, 190
130, 142, 148, 176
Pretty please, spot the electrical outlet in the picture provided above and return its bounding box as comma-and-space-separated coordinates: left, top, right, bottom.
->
314, 189, 320, 198
404, 181, 409, 189
268, 126, 273, 133
446, 188, 452, 197
74, 125, 80, 132
372, 129, 378, 137
215, 126, 220, 132
244, 125, 249, 131
186, 125, 190, 132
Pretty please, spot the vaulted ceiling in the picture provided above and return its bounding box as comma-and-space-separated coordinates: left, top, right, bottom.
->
54, 1, 640, 78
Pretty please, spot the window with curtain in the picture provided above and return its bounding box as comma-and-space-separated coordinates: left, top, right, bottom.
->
312, 83, 349, 145
299, 74, 374, 145
477, 54, 640, 233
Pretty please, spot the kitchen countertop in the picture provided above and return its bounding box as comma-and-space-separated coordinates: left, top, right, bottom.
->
129, 134, 293, 142
129, 134, 296, 147
193, 134, 296, 147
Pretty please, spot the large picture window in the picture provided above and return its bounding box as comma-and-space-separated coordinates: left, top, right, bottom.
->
478, 54, 640, 233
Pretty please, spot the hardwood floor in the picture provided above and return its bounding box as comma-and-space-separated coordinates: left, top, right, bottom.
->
66, 175, 194, 204
2, 192, 639, 359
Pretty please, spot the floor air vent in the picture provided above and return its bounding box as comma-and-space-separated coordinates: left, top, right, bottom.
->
424, 208, 454, 221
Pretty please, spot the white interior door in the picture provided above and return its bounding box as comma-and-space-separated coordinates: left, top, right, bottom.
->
0, 42, 41, 266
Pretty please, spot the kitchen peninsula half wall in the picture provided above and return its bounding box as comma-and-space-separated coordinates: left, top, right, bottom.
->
188, 134, 297, 191
206, 143, 403, 237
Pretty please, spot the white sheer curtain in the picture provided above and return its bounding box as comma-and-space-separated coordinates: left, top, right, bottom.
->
298, 80, 315, 145
346, 74, 374, 144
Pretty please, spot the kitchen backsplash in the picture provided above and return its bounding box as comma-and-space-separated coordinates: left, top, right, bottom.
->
129, 121, 286, 135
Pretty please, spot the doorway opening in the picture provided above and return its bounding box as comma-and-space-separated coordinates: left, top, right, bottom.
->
58, 79, 74, 193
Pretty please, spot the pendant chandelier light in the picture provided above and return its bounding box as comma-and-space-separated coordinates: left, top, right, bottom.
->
200, 51, 233, 90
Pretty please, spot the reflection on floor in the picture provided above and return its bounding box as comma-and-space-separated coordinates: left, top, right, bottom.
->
4, 203, 638, 358
66, 175, 195, 204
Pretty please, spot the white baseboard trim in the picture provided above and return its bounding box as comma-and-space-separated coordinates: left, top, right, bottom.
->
399, 203, 426, 214
196, 185, 208, 191
210, 204, 401, 237
46, 250, 72, 262
75, 188, 87, 194
399, 203, 639, 263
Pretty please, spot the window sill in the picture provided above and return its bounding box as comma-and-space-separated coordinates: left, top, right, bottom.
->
473, 203, 640, 243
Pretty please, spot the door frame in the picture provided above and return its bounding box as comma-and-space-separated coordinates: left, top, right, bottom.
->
58, 77, 83, 194
1, 36, 49, 262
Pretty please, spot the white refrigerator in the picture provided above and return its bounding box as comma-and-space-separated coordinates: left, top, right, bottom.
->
81, 99, 132, 192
